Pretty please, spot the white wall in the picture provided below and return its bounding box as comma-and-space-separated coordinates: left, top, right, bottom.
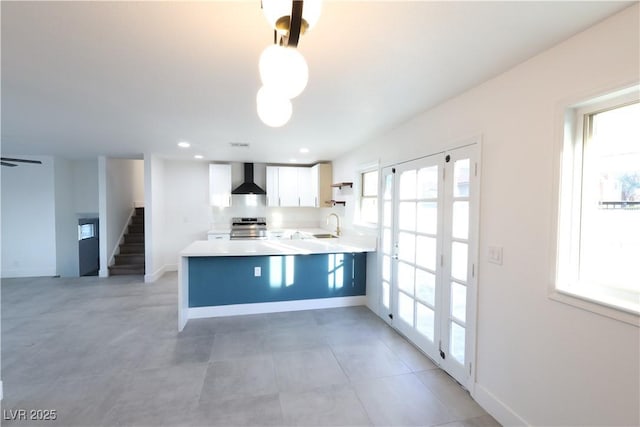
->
132, 159, 144, 207
99, 158, 143, 276
333, 5, 639, 426
54, 157, 78, 277
0, 155, 57, 277
72, 159, 99, 215
145, 154, 166, 282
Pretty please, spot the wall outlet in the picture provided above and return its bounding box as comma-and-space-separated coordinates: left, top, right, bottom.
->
254, 266, 261, 277
488, 246, 503, 265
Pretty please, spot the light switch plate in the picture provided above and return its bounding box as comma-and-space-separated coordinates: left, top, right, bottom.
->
488, 246, 503, 265
254, 266, 261, 277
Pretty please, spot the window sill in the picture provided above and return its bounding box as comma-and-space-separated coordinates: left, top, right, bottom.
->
550, 287, 639, 327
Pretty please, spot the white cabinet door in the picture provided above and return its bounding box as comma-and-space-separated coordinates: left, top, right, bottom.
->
266, 166, 280, 207
278, 167, 300, 207
209, 164, 232, 207
298, 167, 315, 207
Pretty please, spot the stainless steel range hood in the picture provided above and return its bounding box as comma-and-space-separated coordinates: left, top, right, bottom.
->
231, 163, 266, 195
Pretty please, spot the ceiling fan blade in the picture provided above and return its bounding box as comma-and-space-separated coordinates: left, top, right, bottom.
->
0, 157, 42, 165
1, 161, 18, 167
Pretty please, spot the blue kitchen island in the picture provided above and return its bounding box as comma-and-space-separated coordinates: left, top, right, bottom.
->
178, 235, 376, 331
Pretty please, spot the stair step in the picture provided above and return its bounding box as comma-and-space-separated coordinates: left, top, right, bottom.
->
128, 224, 144, 233
115, 253, 145, 265
125, 233, 144, 243
120, 243, 144, 254
115, 208, 145, 273
109, 264, 145, 276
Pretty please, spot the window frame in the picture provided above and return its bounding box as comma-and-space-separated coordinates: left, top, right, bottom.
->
78, 223, 96, 240
356, 162, 380, 228
552, 86, 640, 326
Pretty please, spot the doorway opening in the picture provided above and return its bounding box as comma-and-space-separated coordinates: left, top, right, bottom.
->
78, 218, 99, 276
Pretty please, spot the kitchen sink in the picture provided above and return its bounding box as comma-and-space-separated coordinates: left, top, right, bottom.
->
313, 233, 339, 239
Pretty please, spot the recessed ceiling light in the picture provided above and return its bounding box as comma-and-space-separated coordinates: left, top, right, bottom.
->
178, 141, 190, 148
299, 148, 309, 153
194, 155, 204, 159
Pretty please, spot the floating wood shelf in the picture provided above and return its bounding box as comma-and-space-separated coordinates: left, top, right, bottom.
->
329, 200, 346, 206
331, 182, 353, 189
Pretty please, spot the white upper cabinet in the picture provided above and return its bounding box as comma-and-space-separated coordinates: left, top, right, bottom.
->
266, 166, 280, 207
209, 163, 232, 207
298, 167, 315, 207
266, 163, 332, 207
278, 167, 300, 207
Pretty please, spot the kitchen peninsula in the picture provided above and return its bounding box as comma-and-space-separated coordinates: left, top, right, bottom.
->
178, 233, 376, 331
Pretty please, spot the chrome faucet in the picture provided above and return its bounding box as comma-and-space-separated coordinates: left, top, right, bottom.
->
327, 213, 341, 237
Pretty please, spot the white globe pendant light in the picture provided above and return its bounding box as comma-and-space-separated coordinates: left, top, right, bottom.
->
256, 86, 292, 127
259, 45, 308, 99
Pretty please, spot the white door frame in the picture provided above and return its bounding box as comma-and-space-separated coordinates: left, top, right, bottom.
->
377, 139, 481, 390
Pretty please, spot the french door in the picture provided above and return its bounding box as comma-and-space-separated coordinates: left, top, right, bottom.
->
379, 144, 479, 388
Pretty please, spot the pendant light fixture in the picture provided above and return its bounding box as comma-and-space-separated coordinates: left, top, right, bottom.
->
261, 0, 322, 47
257, 0, 321, 127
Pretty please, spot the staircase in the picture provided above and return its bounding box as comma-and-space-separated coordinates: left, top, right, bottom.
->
109, 207, 145, 276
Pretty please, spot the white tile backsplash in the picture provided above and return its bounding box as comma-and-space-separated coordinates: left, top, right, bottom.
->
209, 204, 324, 231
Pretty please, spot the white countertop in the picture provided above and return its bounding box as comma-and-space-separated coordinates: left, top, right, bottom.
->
181, 233, 377, 257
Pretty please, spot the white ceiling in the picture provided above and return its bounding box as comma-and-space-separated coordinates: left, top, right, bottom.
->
1, 1, 632, 164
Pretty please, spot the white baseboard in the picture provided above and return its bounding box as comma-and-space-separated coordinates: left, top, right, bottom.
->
188, 295, 367, 319
144, 264, 177, 283
144, 265, 166, 283
0, 269, 57, 279
473, 382, 529, 426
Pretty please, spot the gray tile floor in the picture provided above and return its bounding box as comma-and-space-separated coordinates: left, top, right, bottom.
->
1, 273, 500, 427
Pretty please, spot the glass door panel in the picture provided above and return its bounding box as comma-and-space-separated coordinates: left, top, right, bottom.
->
439, 147, 477, 387
398, 292, 415, 325
417, 202, 438, 234
416, 236, 437, 270
398, 232, 416, 263
450, 282, 467, 323
415, 269, 436, 306
390, 155, 442, 361
450, 322, 466, 364
379, 167, 395, 318
417, 166, 439, 198
452, 201, 469, 239
451, 242, 468, 281
399, 202, 417, 231
399, 170, 417, 200
416, 303, 435, 341
397, 262, 415, 295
